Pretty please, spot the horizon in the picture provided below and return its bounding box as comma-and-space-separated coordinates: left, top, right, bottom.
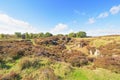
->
0, 0, 120, 36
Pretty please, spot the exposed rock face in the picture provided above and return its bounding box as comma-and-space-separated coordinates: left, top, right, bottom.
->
86, 46, 101, 57
94, 49, 100, 57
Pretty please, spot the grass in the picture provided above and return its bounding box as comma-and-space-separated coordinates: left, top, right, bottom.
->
0, 56, 120, 80
1, 36, 120, 80
65, 68, 120, 80
89, 39, 111, 48
65, 68, 88, 80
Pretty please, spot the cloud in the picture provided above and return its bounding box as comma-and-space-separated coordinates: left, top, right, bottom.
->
88, 17, 95, 24
97, 12, 109, 18
87, 4, 120, 24
50, 23, 68, 34
74, 10, 86, 16
87, 29, 120, 36
0, 13, 37, 34
110, 5, 120, 15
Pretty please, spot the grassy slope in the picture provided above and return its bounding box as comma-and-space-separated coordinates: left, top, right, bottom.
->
1, 56, 120, 80
0, 36, 120, 80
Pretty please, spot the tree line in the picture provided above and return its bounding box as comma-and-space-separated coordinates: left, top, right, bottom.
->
0, 31, 87, 39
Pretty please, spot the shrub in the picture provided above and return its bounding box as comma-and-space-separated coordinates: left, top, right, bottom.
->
76, 31, 87, 38
18, 57, 40, 70
69, 56, 88, 67
22, 67, 57, 80
68, 32, 76, 37
51, 62, 72, 79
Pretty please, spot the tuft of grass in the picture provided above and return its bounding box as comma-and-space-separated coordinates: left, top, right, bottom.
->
18, 57, 41, 70
51, 62, 72, 79
90, 39, 111, 48
64, 67, 120, 80
65, 68, 88, 80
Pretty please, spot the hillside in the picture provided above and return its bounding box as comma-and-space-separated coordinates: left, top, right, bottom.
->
0, 35, 120, 80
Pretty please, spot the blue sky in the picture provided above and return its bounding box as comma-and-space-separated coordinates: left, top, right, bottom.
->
0, 0, 120, 36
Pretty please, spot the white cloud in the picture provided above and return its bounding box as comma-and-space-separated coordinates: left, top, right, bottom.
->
0, 13, 38, 34
74, 10, 86, 16
87, 29, 120, 36
97, 12, 109, 18
88, 17, 95, 24
50, 23, 68, 34
110, 5, 120, 15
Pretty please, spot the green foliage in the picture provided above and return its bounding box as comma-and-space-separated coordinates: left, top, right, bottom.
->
0, 31, 87, 39
25, 32, 30, 39
56, 34, 64, 36
44, 32, 53, 37
65, 68, 88, 80
15, 32, 22, 38
18, 57, 40, 70
1, 71, 21, 80
0, 34, 4, 39
68, 32, 76, 37
76, 31, 87, 38
51, 62, 72, 79
29, 33, 34, 39
38, 32, 44, 38
0, 61, 11, 69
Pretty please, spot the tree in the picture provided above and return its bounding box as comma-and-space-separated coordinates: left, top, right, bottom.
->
0, 34, 4, 39
22, 33, 25, 39
29, 33, 34, 39
76, 31, 87, 38
68, 32, 76, 37
25, 32, 30, 39
44, 32, 53, 37
38, 33, 44, 38
15, 32, 22, 38
56, 34, 64, 36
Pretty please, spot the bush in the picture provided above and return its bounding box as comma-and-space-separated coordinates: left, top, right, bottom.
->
22, 67, 57, 80
76, 31, 87, 38
68, 32, 76, 37
44, 32, 53, 37
69, 56, 88, 67
19, 57, 40, 70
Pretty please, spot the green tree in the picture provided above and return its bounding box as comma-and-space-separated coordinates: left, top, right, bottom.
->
29, 33, 34, 39
44, 32, 53, 37
76, 31, 87, 38
25, 32, 30, 39
68, 32, 76, 37
38, 33, 44, 38
0, 34, 4, 39
57, 34, 64, 36
34, 34, 38, 38
15, 32, 22, 38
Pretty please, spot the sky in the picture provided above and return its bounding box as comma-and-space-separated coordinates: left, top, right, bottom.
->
0, 0, 120, 36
